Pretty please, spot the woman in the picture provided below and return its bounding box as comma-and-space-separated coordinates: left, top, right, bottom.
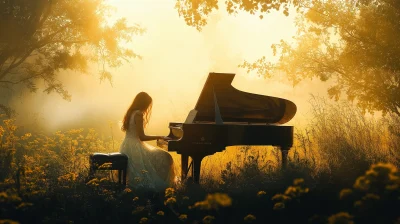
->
120, 92, 175, 192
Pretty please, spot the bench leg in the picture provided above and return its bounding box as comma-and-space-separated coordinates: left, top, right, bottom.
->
118, 170, 122, 184
88, 166, 95, 181
123, 168, 127, 186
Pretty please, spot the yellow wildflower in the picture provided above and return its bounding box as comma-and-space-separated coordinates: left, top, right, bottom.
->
273, 202, 285, 211
16, 202, 33, 210
178, 214, 187, 222
123, 188, 132, 193
244, 214, 256, 223
165, 188, 175, 198
202, 215, 215, 224
139, 217, 148, 224
0, 220, 19, 224
327, 212, 353, 224
339, 189, 353, 200
191, 193, 232, 210
164, 197, 176, 206
133, 197, 139, 202
21, 133, 32, 140
0, 192, 8, 202
271, 194, 291, 203
132, 206, 145, 215
293, 178, 305, 186
257, 191, 266, 197
156, 211, 164, 216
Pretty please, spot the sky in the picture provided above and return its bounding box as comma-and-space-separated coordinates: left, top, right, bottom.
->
10, 0, 332, 140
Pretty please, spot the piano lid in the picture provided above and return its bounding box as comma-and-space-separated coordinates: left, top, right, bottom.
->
193, 73, 297, 124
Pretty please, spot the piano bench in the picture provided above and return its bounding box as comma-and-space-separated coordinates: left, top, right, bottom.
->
89, 153, 128, 185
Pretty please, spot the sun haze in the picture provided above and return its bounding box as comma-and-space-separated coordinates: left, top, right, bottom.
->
12, 0, 330, 138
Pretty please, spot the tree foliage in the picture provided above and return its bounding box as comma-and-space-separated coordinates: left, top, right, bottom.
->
175, 0, 302, 31
176, 0, 400, 117
0, 0, 144, 116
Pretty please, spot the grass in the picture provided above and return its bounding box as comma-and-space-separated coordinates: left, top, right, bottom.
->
0, 97, 399, 223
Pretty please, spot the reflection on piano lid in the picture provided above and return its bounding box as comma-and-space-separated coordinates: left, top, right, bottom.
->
191, 72, 297, 124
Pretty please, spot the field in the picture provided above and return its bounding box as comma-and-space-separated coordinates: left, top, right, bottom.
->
1, 98, 399, 224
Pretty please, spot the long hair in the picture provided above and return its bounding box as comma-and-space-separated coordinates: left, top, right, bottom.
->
121, 92, 153, 131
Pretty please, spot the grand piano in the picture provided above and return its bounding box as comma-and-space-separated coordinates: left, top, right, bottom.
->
157, 72, 297, 183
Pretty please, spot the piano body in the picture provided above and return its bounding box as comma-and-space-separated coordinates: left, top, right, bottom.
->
157, 73, 297, 183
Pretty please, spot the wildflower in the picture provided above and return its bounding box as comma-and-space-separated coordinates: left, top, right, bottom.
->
353, 176, 370, 191
353, 200, 363, 208
139, 217, 148, 224
182, 196, 189, 200
123, 188, 132, 193
190, 193, 232, 210
86, 178, 99, 187
339, 189, 353, 200
354, 163, 399, 192
165, 188, 175, 198
327, 212, 353, 224
386, 184, 399, 191
141, 170, 148, 174
370, 163, 397, 177
133, 197, 139, 202
362, 193, 380, 201
16, 202, 33, 210
293, 178, 305, 186
156, 211, 164, 216
164, 197, 176, 206
257, 191, 266, 197
0, 220, 19, 224
178, 214, 187, 222
244, 214, 256, 223
21, 133, 32, 140
273, 202, 285, 211
203, 215, 215, 224
286, 185, 309, 198
0, 192, 8, 203
271, 194, 291, 203
132, 206, 145, 215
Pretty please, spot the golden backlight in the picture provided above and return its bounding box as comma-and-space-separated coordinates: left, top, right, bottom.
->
12, 0, 331, 140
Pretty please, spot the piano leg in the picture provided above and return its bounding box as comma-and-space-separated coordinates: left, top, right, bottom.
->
280, 147, 290, 170
181, 154, 189, 181
192, 156, 204, 184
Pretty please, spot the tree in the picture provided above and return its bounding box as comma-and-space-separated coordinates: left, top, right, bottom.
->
0, 0, 144, 116
175, 0, 400, 117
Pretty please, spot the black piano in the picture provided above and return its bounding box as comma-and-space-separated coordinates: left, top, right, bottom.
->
157, 72, 297, 183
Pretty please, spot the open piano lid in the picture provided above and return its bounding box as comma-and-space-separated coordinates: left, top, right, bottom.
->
192, 73, 297, 124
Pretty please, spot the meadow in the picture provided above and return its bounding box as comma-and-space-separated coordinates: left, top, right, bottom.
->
0, 97, 399, 224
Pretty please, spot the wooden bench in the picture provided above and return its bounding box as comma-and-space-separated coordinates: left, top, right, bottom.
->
89, 153, 128, 185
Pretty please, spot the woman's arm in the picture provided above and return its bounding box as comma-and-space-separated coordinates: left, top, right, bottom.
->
134, 112, 163, 141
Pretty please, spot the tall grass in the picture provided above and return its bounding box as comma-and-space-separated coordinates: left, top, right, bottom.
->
0, 97, 399, 223
194, 96, 400, 192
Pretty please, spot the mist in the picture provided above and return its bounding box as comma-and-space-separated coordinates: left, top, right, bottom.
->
6, 0, 331, 142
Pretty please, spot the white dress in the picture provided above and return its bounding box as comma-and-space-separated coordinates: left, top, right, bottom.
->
119, 110, 175, 191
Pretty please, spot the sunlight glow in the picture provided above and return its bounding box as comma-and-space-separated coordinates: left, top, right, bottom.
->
13, 0, 331, 140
